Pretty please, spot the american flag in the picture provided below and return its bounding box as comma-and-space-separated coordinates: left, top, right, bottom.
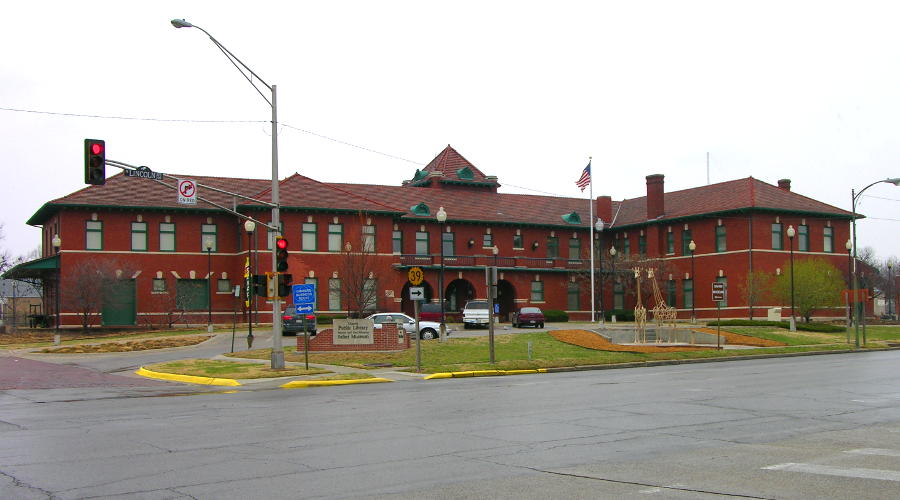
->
575, 162, 591, 191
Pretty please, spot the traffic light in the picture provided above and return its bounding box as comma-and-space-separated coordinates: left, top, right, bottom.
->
84, 139, 106, 185
277, 273, 293, 298
251, 274, 267, 298
266, 272, 277, 299
275, 236, 289, 272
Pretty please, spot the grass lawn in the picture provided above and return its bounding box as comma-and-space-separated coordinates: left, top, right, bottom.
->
144, 359, 330, 379
227, 331, 863, 373
720, 324, 900, 346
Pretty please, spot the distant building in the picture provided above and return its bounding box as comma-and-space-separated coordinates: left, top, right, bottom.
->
0, 279, 42, 329
3, 145, 859, 327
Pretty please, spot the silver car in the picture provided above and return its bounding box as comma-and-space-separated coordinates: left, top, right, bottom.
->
364, 313, 450, 340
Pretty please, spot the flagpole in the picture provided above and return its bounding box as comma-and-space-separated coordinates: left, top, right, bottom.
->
588, 157, 595, 323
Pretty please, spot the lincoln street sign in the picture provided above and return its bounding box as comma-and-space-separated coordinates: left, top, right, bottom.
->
125, 166, 164, 180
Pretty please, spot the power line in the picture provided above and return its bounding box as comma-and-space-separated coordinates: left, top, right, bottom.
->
0, 106, 265, 124
279, 123, 424, 165
860, 194, 900, 202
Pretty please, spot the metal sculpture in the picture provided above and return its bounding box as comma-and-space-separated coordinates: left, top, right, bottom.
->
632, 268, 647, 343
648, 268, 678, 342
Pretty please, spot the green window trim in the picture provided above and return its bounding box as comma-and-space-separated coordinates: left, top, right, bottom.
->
328, 278, 342, 311
798, 225, 809, 252
561, 211, 582, 225
567, 281, 579, 310
216, 279, 232, 293
823, 227, 834, 253
715, 226, 727, 252
681, 230, 692, 255
638, 234, 646, 255
683, 279, 694, 309
362, 225, 376, 253
410, 202, 430, 216
547, 236, 559, 258
771, 223, 783, 250
568, 238, 581, 261
131, 222, 148, 252
666, 280, 676, 306
159, 222, 176, 252
456, 166, 475, 180
392, 230, 402, 254
152, 278, 168, 293
85, 220, 103, 250
442, 232, 454, 256
513, 234, 524, 249
328, 224, 344, 252
623, 237, 631, 256
483, 233, 493, 248
302, 223, 317, 251
415, 231, 429, 255
201, 223, 218, 252
666, 232, 675, 254
530, 281, 544, 302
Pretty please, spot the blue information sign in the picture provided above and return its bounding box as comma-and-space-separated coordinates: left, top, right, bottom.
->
292, 283, 316, 315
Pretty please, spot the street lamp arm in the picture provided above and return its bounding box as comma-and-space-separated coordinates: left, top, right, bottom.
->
171, 20, 273, 105
854, 178, 900, 203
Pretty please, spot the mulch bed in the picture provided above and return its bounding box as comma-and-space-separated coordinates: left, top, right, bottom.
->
37, 335, 212, 353
550, 328, 786, 352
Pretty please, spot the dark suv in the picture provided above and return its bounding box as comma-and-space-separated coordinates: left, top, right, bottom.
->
282, 309, 317, 336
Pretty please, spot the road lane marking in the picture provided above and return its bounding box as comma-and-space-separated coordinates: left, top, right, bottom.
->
763, 463, 900, 482
844, 448, 900, 457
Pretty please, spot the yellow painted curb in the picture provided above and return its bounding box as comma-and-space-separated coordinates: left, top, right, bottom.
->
135, 367, 242, 386
425, 368, 547, 380
280, 377, 393, 389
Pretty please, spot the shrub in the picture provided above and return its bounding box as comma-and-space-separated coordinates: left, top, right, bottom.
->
316, 315, 346, 325
707, 319, 846, 333
543, 310, 569, 322
604, 309, 635, 322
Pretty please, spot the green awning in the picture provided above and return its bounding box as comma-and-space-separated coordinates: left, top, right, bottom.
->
1, 255, 59, 279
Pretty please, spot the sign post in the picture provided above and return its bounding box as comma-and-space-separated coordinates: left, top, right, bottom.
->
292, 283, 316, 369
712, 282, 726, 350
408, 268, 424, 373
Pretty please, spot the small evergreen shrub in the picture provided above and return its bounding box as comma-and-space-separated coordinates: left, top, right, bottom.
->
543, 310, 569, 322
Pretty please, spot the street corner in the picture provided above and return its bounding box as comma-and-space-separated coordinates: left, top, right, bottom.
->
135, 366, 242, 386
280, 377, 393, 389
424, 368, 547, 380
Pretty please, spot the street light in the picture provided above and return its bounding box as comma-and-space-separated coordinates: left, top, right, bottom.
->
205, 237, 214, 333
688, 239, 696, 323
845, 239, 853, 336
889, 263, 895, 320
609, 245, 617, 315
52, 234, 61, 346
595, 218, 605, 323
850, 177, 900, 348
244, 219, 256, 343
435, 206, 447, 341
172, 19, 285, 368
787, 225, 796, 331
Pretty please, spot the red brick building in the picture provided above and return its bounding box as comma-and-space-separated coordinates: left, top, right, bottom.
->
6, 145, 858, 327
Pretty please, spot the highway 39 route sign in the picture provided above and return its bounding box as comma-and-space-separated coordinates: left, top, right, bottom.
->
408, 267, 424, 286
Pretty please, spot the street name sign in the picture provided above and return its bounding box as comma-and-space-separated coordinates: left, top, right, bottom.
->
125, 166, 164, 180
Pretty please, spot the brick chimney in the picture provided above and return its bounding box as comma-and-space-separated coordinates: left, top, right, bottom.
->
595, 196, 612, 225
646, 174, 665, 220
777, 179, 791, 191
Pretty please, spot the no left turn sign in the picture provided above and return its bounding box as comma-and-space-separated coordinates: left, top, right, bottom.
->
178, 179, 197, 205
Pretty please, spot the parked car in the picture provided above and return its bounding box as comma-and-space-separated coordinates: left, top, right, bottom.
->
364, 312, 450, 340
462, 300, 490, 329
419, 302, 443, 322
282, 309, 317, 336
511, 307, 545, 328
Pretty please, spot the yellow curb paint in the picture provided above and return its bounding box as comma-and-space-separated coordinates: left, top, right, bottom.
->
280, 377, 393, 389
135, 367, 241, 386
425, 368, 547, 379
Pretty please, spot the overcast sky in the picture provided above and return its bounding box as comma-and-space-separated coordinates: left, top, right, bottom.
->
2, 1, 898, 261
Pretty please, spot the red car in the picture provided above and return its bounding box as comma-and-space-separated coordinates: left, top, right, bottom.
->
511, 307, 545, 328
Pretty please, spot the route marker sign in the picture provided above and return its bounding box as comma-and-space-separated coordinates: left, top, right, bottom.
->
409, 286, 425, 301
408, 267, 424, 286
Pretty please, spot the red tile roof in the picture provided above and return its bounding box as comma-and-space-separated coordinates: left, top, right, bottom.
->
30, 152, 853, 228
404, 145, 499, 187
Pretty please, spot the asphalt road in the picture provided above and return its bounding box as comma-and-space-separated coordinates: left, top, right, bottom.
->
1, 348, 898, 499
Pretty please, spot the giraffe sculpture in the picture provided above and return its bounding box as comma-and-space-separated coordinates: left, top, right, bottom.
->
632, 267, 647, 343
648, 268, 678, 342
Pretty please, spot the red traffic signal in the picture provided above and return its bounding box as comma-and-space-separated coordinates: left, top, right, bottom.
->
275, 236, 289, 272
84, 139, 106, 185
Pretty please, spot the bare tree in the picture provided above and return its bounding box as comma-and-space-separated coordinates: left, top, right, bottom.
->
336, 214, 392, 317
741, 270, 775, 320
61, 259, 135, 329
